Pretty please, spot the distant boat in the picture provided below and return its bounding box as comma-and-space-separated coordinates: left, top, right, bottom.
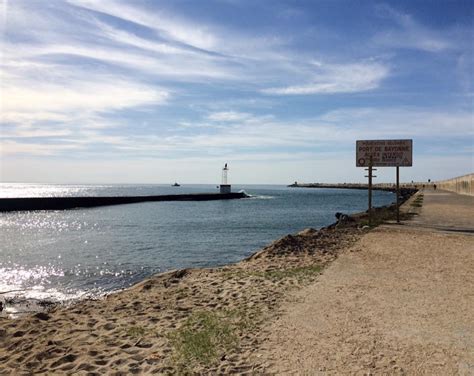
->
172, 182, 180, 187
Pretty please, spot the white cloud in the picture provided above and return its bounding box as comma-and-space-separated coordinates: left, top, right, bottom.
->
67, 0, 218, 50
1, 58, 170, 150
0, 126, 72, 139
262, 62, 389, 95
5, 105, 472, 158
208, 111, 251, 122
94, 21, 188, 55
0, 140, 83, 156
319, 108, 474, 138
3, 76, 167, 115
1, 63, 169, 135
374, 5, 451, 52
2, 0, 394, 106
5, 41, 233, 80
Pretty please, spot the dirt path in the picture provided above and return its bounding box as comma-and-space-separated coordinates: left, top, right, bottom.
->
257, 190, 474, 375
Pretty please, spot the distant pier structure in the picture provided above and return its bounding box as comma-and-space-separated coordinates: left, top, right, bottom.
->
220, 163, 231, 194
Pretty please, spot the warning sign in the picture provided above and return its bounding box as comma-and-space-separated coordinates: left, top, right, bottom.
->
356, 139, 413, 167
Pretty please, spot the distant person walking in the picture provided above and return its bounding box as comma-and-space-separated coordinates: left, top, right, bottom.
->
434, 184, 437, 190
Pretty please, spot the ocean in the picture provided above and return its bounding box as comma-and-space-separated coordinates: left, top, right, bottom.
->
0, 183, 394, 305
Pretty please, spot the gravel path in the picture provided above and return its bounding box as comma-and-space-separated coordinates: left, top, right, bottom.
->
258, 190, 474, 375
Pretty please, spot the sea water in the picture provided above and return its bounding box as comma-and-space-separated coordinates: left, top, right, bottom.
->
0, 184, 394, 303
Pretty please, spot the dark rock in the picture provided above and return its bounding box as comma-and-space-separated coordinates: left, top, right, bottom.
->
170, 269, 189, 279
13, 330, 25, 337
335, 212, 355, 223
34, 312, 50, 321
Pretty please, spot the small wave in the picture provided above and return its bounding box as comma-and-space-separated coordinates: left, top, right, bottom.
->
241, 192, 276, 200
0, 285, 94, 318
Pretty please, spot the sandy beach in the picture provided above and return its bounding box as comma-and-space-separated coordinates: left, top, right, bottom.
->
1, 189, 472, 375
0, 218, 364, 374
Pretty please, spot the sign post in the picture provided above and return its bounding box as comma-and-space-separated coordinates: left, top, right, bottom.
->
368, 159, 372, 223
356, 139, 413, 224
364, 156, 377, 225
396, 166, 400, 223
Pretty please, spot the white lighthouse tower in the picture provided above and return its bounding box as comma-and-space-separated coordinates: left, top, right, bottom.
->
220, 163, 231, 194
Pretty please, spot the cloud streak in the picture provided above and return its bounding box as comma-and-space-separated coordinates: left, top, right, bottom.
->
262, 62, 389, 95
67, 0, 218, 51
374, 5, 452, 52
4, 106, 471, 159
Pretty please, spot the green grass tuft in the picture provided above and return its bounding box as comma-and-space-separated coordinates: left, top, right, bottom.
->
126, 325, 146, 338
222, 265, 323, 284
168, 311, 237, 368
411, 195, 424, 208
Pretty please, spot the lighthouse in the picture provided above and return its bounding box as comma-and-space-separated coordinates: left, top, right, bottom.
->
220, 163, 231, 194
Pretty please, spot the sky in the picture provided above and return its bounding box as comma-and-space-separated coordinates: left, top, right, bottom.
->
1, 0, 473, 184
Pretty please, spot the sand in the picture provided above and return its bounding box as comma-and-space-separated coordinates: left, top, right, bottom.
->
1, 189, 471, 375
0, 224, 363, 375
256, 189, 474, 375
257, 227, 474, 375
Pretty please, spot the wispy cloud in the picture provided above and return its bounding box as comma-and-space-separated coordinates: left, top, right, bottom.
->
3, 103, 472, 158
1, 140, 83, 157
1, 62, 169, 127
374, 5, 451, 52
207, 111, 252, 122
54, 108, 474, 151
3, 73, 167, 115
262, 62, 389, 95
67, 0, 218, 51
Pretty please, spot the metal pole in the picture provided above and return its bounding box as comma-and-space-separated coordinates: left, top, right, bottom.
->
396, 165, 400, 223
368, 156, 373, 226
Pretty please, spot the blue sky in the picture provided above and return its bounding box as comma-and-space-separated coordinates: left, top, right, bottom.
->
1, 0, 473, 184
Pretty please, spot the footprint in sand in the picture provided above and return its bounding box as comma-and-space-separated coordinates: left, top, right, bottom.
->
112, 358, 126, 366
76, 363, 97, 372
50, 354, 77, 368
87, 319, 98, 327
12, 330, 25, 337
102, 323, 116, 331
94, 358, 109, 366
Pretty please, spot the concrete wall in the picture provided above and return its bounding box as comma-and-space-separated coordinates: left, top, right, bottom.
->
436, 173, 474, 196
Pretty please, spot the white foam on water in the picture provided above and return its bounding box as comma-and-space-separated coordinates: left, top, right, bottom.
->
239, 190, 275, 200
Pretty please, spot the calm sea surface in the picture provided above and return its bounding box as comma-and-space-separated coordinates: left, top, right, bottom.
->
0, 183, 394, 303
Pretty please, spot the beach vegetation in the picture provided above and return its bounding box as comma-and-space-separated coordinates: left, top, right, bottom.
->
223, 305, 263, 332
259, 265, 323, 282
411, 194, 424, 208
358, 205, 413, 228
223, 264, 323, 284
168, 311, 237, 369
126, 325, 146, 338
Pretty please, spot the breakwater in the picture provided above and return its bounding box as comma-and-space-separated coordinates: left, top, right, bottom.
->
288, 183, 417, 200
288, 182, 396, 192
0, 192, 247, 212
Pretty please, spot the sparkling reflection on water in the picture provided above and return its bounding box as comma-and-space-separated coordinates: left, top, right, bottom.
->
0, 183, 395, 304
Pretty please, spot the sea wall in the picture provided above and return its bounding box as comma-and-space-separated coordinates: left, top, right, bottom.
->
0, 192, 247, 212
436, 173, 473, 196
288, 182, 417, 195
